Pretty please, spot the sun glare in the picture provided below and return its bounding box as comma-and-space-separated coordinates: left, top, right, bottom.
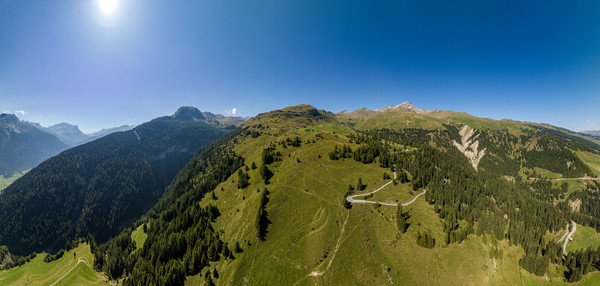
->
98, 0, 118, 15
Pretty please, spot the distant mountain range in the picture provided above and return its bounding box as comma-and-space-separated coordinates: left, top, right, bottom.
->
339, 101, 430, 116
30, 122, 134, 146
29, 122, 94, 146
0, 114, 136, 177
83, 125, 135, 144
26, 107, 246, 147
582, 130, 600, 137
0, 114, 68, 177
0, 109, 247, 179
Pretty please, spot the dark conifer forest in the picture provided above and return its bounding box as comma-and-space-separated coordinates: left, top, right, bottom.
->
0, 115, 229, 255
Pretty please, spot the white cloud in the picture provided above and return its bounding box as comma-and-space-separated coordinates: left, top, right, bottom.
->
225, 108, 237, 115
15, 110, 26, 115
587, 119, 596, 129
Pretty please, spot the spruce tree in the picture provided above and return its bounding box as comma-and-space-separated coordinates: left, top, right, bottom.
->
397, 204, 407, 233
357, 177, 365, 191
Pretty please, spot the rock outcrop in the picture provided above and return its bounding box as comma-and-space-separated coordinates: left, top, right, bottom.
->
453, 125, 486, 170
375, 101, 430, 114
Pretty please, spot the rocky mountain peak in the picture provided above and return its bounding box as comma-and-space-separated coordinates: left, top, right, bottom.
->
375, 102, 429, 114
0, 114, 20, 125
172, 106, 205, 121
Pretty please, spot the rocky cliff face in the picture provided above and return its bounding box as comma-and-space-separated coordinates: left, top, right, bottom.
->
453, 125, 486, 170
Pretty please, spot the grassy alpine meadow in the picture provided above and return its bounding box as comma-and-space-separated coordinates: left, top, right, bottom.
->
566, 225, 600, 254
574, 150, 600, 177
367, 179, 420, 205
0, 242, 109, 286
131, 224, 148, 251
304, 123, 354, 134
533, 167, 564, 180
188, 124, 543, 285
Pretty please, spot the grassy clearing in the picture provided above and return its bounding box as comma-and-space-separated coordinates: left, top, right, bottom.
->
521, 167, 564, 180
0, 170, 28, 192
566, 225, 600, 253
533, 167, 563, 179
131, 224, 148, 251
551, 180, 589, 203
304, 123, 353, 134
367, 180, 419, 205
574, 150, 600, 177
0, 242, 108, 286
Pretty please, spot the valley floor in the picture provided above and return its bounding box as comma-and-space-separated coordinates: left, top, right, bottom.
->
0, 170, 28, 192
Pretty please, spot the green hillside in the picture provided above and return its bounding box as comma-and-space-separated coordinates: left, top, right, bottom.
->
566, 225, 600, 254
197, 126, 524, 285
7, 104, 600, 285
91, 105, 600, 285
0, 242, 109, 285
187, 109, 600, 285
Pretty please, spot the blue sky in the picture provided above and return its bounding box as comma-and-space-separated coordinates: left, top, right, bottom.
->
1, 1, 599, 132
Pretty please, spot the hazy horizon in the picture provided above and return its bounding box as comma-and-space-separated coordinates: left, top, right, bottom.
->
3, 101, 598, 134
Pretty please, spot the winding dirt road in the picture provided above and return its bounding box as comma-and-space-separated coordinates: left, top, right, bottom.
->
562, 221, 577, 256
557, 223, 570, 244
346, 169, 426, 207
553, 176, 600, 181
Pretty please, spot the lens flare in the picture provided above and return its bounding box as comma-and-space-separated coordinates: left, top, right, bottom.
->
98, 0, 118, 15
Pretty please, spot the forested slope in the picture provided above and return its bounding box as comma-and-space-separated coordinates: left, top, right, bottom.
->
0, 108, 233, 255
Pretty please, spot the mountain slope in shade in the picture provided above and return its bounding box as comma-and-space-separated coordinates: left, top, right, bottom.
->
0, 114, 68, 177
0, 107, 234, 255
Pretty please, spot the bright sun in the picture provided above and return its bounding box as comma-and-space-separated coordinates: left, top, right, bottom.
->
98, 0, 118, 15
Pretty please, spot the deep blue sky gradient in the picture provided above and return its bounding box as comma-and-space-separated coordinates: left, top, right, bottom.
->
1, 0, 599, 132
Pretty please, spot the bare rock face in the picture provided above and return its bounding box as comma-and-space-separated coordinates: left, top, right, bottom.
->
375, 102, 430, 114
453, 125, 486, 170
0, 246, 12, 269
570, 199, 582, 212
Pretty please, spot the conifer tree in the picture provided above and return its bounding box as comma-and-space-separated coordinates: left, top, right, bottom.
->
397, 204, 407, 233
